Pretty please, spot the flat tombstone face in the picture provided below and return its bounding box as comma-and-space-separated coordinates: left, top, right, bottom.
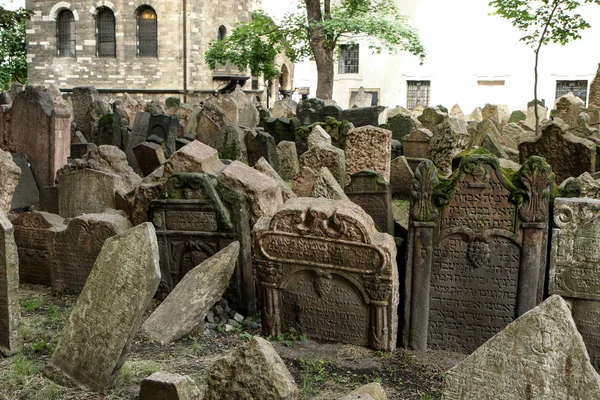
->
13, 212, 56, 286
280, 270, 369, 346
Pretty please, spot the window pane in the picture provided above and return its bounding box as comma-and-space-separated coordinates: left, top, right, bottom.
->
138, 8, 157, 57
556, 80, 588, 106
338, 44, 359, 74
57, 10, 75, 57
97, 9, 116, 57
406, 80, 430, 110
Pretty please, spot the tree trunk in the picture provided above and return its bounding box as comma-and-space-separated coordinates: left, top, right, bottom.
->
305, 0, 334, 100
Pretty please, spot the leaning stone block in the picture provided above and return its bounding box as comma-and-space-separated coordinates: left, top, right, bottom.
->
139, 372, 200, 400
0, 213, 21, 356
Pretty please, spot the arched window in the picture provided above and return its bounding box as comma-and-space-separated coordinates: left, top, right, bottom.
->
96, 7, 116, 57
57, 10, 75, 57
218, 25, 226, 40
137, 6, 157, 57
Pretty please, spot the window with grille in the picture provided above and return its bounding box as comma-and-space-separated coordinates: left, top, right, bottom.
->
137, 7, 157, 57
406, 80, 430, 110
556, 80, 588, 106
218, 25, 227, 40
57, 10, 75, 57
338, 44, 359, 74
96, 8, 116, 57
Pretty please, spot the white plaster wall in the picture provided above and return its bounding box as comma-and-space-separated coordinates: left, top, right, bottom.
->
263, 0, 600, 112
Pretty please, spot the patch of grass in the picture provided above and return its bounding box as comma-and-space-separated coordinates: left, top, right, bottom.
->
116, 360, 163, 385
298, 358, 329, 399
22, 297, 44, 312
268, 328, 307, 347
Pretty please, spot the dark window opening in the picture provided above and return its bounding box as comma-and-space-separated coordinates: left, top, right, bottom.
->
96, 8, 116, 57
218, 25, 227, 40
406, 80, 431, 110
57, 10, 76, 57
338, 44, 359, 74
138, 7, 157, 57
556, 80, 588, 106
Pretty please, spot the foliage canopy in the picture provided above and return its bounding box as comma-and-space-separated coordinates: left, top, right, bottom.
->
0, 6, 31, 90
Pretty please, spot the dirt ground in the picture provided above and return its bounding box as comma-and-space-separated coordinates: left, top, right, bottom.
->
0, 284, 465, 400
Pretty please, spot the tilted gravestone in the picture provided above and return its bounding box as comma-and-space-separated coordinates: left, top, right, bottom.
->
442, 295, 600, 399
405, 151, 553, 353
253, 197, 398, 350
519, 121, 596, 183
550, 197, 600, 370
244, 129, 280, 172
345, 170, 393, 235
49, 223, 161, 391
149, 173, 255, 315
0, 213, 21, 356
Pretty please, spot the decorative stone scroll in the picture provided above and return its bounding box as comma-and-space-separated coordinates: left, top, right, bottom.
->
550, 197, 600, 369
253, 198, 398, 351
404, 150, 552, 353
149, 173, 255, 315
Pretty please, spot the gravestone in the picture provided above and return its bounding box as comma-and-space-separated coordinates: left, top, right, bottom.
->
147, 114, 179, 156
345, 125, 392, 184
0, 149, 20, 214
51, 212, 132, 293
139, 372, 201, 400
276, 141, 299, 181
345, 170, 393, 235
390, 156, 414, 199
341, 106, 387, 128
13, 211, 63, 286
133, 142, 167, 176
10, 153, 39, 211
318, 105, 343, 122
271, 98, 297, 119
291, 166, 318, 197
508, 110, 526, 124
402, 128, 432, 159
442, 295, 600, 399
418, 107, 446, 131
519, 121, 596, 183
58, 169, 121, 218
427, 117, 470, 177
386, 112, 414, 142
244, 129, 280, 172
126, 111, 151, 171
481, 104, 509, 125
253, 157, 296, 202
142, 242, 240, 343
263, 117, 301, 144
50, 223, 161, 391
405, 152, 552, 353
72, 87, 106, 144
550, 197, 600, 369
349, 87, 373, 109
299, 134, 345, 186
297, 98, 324, 125
2, 86, 71, 188
0, 213, 21, 356
253, 197, 398, 350
311, 167, 349, 201
149, 173, 255, 314
97, 110, 128, 148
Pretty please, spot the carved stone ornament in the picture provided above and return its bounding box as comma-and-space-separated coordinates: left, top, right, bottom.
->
410, 159, 439, 222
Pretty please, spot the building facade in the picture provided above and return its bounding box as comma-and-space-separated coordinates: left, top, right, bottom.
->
25, 0, 271, 101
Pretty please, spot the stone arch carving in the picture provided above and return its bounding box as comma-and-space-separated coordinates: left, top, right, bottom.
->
89, 1, 117, 17
49, 2, 79, 21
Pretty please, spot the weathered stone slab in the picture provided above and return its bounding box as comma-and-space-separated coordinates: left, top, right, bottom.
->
271, 98, 297, 119
550, 197, 600, 369
51, 212, 132, 293
72, 87, 106, 143
58, 169, 121, 218
519, 121, 596, 183
418, 107, 446, 131
50, 223, 161, 391
133, 142, 167, 177
276, 141, 299, 181
253, 197, 398, 350
386, 112, 415, 142
402, 128, 432, 159
245, 129, 280, 172
390, 156, 414, 199
219, 161, 283, 224
254, 157, 296, 202
10, 153, 39, 211
345, 125, 392, 184
291, 166, 318, 197
142, 242, 240, 343
0, 149, 20, 214
427, 117, 470, 177
299, 139, 345, 186
13, 211, 63, 286
139, 372, 201, 400
345, 170, 393, 235
297, 98, 324, 125
341, 106, 387, 128
204, 336, 299, 400
310, 167, 349, 201
149, 174, 254, 314
0, 213, 21, 356
441, 295, 600, 399
349, 87, 373, 109
405, 152, 552, 353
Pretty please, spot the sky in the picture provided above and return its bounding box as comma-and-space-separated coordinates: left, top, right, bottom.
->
1, 0, 25, 10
